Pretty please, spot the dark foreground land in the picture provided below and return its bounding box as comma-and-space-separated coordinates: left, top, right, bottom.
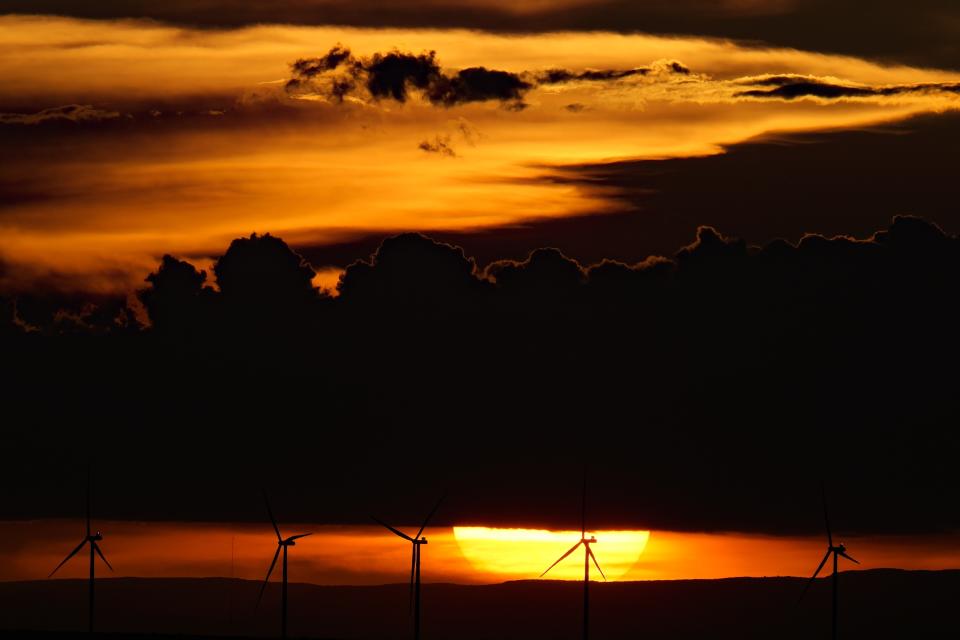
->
0, 569, 956, 639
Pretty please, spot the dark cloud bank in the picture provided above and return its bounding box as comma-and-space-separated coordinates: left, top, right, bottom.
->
2, 215, 959, 536
7, 0, 960, 71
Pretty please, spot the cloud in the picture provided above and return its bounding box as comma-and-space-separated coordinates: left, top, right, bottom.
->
485, 247, 585, 295
736, 75, 960, 100
419, 135, 457, 156
0, 104, 120, 125
9, 215, 960, 535
364, 50, 443, 101
214, 232, 320, 304
337, 232, 485, 304
675, 225, 747, 267
287, 46, 531, 108
7, 289, 140, 335
663, 60, 691, 75
426, 66, 531, 107
534, 67, 650, 84
138, 255, 211, 335
282, 43, 955, 116
287, 46, 701, 111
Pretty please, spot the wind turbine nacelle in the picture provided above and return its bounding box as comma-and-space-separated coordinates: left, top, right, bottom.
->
418, 538, 428, 544
584, 537, 597, 543
90, 533, 103, 541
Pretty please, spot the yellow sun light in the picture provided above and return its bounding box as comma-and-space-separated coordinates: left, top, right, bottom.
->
452, 527, 650, 581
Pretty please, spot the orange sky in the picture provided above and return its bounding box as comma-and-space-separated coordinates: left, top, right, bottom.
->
3, 16, 960, 292
2, 521, 957, 585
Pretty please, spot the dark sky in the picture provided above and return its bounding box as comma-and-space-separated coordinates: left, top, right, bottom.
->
4, 0, 959, 70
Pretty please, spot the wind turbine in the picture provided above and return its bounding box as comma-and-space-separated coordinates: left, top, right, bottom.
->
373, 494, 445, 640
540, 477, 606, 640
256, 492, 312, 640
48, 468, 113, 634
799, 486, 860, 640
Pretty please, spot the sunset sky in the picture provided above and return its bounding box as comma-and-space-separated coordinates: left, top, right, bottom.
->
5, 521, 958, 585
3, 8, 960, 293
3, 0, 960, 599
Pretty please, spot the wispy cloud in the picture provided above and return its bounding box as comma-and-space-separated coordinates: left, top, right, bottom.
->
0, 104, 120, 125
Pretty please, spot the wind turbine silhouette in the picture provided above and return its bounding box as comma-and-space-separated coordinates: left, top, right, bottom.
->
256, 492, 312, 640
48, 468, 113, 634
540, 476, 606, 640
373, 494, 445, 640
799, 486, 860, 640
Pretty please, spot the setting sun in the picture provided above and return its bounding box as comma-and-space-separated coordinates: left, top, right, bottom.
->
453, 527, 650, 581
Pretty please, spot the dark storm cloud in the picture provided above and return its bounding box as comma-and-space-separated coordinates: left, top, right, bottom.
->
287, 46, 531, 108
337, 232, 485, 304
485, 247, 586, 295
5, 214, 960, 535
2, 289, 139, 335
6, 1, 960, 71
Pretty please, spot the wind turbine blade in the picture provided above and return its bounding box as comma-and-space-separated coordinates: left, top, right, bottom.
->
839, 551, 860, 565
540, 541, 583, 578
798, 549, 832, 603
581, 473, 587, 538
372, 516, 414, 542
86, 466, 92, 538
49, 539, 88, 577
415, 494, 446, 540
288, 533, 312, 541
263, 492, 282, 542
92, 542, 114, 572
821, 484, 833, 547
587, 546, 606, 581
256, 545, 282, 610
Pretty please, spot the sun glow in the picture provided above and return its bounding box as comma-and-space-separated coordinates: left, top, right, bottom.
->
453, 527, 650, 581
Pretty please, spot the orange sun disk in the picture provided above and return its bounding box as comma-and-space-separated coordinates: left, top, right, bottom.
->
453, 527, 651, 581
